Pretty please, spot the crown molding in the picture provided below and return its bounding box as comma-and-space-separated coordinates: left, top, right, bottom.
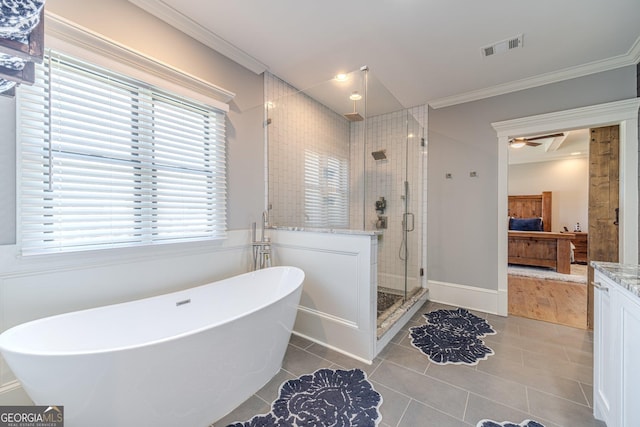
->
492, 98, 640, 137
128, 0, 268, 75
44, 11, 235, 109
629, 34, 640, 65
430, 35, 640, 109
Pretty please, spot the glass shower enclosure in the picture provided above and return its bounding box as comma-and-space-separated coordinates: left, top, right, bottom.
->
265, 67, 426, 339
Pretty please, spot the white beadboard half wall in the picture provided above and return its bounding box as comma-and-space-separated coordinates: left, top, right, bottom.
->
269, 229, 379, 363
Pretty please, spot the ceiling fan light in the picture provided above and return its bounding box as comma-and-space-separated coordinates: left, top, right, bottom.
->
510, 141, 526, 148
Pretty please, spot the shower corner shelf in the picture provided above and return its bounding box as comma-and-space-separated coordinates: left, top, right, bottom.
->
0, 8, 45, 97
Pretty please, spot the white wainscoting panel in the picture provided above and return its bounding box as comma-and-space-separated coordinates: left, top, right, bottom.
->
0, 230, 253, 402
270, 230, 377, 363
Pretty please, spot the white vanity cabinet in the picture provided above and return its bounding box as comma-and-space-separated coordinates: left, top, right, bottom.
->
593, 269, 615, 425
593, 266, 640, 427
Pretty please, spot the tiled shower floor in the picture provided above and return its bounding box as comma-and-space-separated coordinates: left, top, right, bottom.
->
377, 290, 404, 317
214, 300, 604, 427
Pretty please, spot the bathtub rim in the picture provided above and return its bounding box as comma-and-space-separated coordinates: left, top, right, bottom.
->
0, 266, 304, 357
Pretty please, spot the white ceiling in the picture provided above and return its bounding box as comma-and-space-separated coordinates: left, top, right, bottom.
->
130, 0, 640, 110
508, 129, 590, 165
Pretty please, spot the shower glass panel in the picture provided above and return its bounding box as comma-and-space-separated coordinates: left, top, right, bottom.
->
266, 70, 365, 228
362, 87, 424, 334
264, 68, 425, 337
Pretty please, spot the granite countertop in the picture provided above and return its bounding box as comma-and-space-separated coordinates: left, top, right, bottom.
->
591, 261, 640, 298
269, 226, 383, 236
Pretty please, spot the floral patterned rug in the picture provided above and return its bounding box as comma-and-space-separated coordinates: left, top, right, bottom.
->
410, 307, 496, 365
477, 420, 545, 427
227, 368, 382, 427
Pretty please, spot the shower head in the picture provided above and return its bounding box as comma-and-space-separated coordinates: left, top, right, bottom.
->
371, 150, 387, 160
344, 96, 364, 122
344, 112, 364, 122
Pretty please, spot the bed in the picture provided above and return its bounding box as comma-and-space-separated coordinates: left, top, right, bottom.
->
508, 191, 574, 274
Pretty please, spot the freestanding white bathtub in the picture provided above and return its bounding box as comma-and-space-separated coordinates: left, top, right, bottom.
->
0, 266, 304, 427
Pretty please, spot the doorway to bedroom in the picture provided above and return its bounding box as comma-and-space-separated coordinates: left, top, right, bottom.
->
506, 129, 591, 329
506, 125, 621, 330
494, 98, 640, 329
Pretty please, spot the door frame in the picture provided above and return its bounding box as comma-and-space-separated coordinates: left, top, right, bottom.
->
492, 98, 640, 316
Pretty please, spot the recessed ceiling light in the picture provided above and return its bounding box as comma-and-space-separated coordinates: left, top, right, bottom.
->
334, 73, 348, 82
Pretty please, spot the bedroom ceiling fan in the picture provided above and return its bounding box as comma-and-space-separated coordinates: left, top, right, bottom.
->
509, 133, 565, 148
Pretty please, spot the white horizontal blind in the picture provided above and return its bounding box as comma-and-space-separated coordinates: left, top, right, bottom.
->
304, 149, 348, 228
18, 50, 227, 254
325, 155, 349, 227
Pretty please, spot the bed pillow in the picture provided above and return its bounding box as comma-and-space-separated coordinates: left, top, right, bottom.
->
509, 217, 544, 231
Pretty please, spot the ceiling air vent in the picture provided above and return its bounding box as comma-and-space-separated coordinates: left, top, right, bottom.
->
481, 34, 524, 57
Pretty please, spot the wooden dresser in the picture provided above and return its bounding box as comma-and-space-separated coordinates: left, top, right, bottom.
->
572, 232, 588, 263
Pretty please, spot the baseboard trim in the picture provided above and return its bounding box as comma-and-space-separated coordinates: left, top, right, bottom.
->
427, 280, 499, 315
290, 331, 373, 365
0, 381, 32, 405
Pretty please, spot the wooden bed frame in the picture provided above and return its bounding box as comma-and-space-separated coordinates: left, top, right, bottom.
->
508, 191, 574, 274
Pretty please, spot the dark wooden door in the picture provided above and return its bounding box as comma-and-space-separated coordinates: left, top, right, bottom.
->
587, 125, 619, 329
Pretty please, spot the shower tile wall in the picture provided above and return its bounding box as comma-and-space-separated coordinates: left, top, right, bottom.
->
350, 106, 426, 293
265, 73, 350, 227
265, 71, 427, 295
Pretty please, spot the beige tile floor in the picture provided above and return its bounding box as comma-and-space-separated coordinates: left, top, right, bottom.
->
215, 301, 605, 427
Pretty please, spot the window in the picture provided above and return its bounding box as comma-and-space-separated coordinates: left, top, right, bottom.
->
304, 149, 348, 228
18, 50, 227, 254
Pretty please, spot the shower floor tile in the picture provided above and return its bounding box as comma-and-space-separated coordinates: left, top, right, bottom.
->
377, 290, 404, 316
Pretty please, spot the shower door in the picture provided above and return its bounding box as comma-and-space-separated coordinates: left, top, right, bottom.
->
364, 108, 423, 304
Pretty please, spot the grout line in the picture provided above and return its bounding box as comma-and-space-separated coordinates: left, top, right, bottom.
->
578, 382, 592, 409
228, 306, 596, 427
461, 392, 470, 424
422, 360, 430, 375
475, 359, 591, 407
527, 386, 593, 409
369, 377, 466, 422
393, 399, 412, 427
253, 393, 271, 406
380, 351, 430, 376
368, 359, 382, 377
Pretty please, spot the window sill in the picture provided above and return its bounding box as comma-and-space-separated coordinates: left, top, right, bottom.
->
0, 231, 246, 279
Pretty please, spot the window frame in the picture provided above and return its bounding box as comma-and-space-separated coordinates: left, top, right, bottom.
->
304, 148, 349, 229
17, 49, 229, 255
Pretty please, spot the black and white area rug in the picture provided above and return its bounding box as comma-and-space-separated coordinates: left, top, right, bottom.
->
227, 368, 382, 427
477, 420, 545, 427
410, 307, 496, 365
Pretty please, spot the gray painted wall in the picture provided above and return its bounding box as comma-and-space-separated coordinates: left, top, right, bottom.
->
0, 96, 16, 245
427, 66, 637, 290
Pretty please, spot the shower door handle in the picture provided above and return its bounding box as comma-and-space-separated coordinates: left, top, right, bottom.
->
403, 213, 415, 232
